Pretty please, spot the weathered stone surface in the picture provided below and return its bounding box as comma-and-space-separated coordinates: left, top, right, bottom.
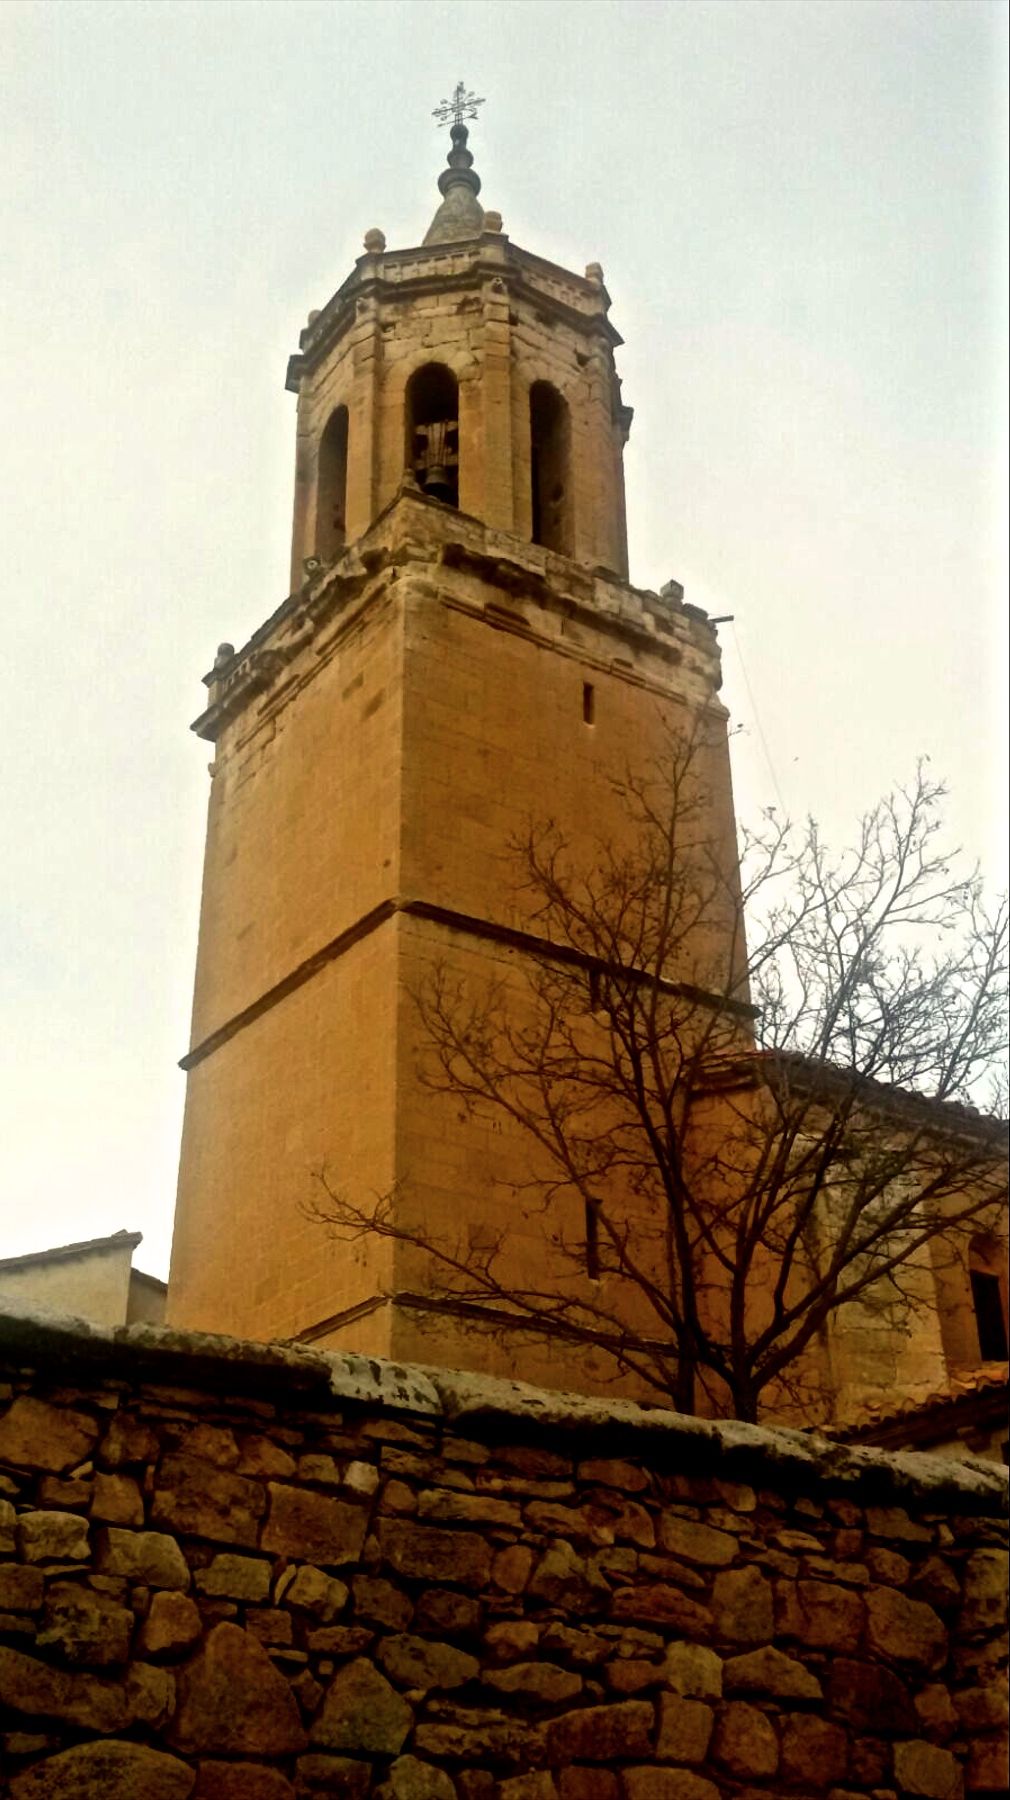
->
486, 1660, 583, 1704
658, 1515, 736, 1566
307, 1625, 374, 1655
711, 1567, 774, 1645
656, 1693, 713, 1762
414, 1716, 537, 1764
910, 1556, 961, 1611
195, 1553, 271, 1600
92, 1471, 145, 1526
378, 1633, 480, 1691
497, 1779, 556, 1800
313, 1657, 413, 1754
287, 1564, 349, 1619
664, 1640, 722, 1699
378, 1518, 491, 1587
542, 1623, 611, 1666
97, 1527, 190, 1589
17, 1509, 89, 1562
579, 1458, 649, 1493
0, 1565, 44, 1610
711, 1700, 779, 1777
622, 1772, 720, 1800
967, 1736, 1009, 1791
140, 1591, 202, 1657
866, 1505, 931, 1543
606, 1658, 660, 1694
893, 1739, 964, 1799
171, 1622, 307, 1754
418, 1487, 521, 1526
194, 1765, 295, 1799
723, 1644, 822, 1700
352, 1574, 411, 1628
779, 1713, 848, 1784
485, 1620, 541, 1659
545, 1700, 653, 1763
237, 1434, 297, 1479
414, 1587, 480, 1634
387, 1755, 457, 1800
527, 1541, 609, 1610
10, 1739, 195, 1800
262, 1484, 367, 1566
961, 1549, 1009, 1628
126, 1661, 176, 1728
777, 1577, 864, 1652
828, 1658, 916, 1732
610, 1585, 711, 1632
296, 1756, 371, 1796
559, 1770, 619, 1800
0, 1644, 128, 1730
953, 1682, 1008, 1730
100, 1413, 161, 1467
0, 1495, 15, 1550
37, 1583, 133, 1666
0, 1397, 97, 1472
152, 1455, 265, 1548
914, 1683, 958, 1740
865, 1586, 947, 1671
492, 1544, 533, 1593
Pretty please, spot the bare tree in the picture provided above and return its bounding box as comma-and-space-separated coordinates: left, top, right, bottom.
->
309, 727, 1008, 1423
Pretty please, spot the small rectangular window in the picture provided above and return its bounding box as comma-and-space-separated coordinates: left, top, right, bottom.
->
582, 682, 595, 725
971, 1270, 1009, 1361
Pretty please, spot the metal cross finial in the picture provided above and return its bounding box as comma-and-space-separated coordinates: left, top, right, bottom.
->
433, 81, 485, 130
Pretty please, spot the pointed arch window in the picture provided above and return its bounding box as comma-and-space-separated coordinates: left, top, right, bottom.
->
406, 364, 459, 507
530, 380, 572, 555
316, 405, 349, 560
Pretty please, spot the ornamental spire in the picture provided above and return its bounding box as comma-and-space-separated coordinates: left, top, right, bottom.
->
423, 81, 487, 246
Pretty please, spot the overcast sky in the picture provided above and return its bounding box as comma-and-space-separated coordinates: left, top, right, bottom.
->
2, 0, 1006, 1280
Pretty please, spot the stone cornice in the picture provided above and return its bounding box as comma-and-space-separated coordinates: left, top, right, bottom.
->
192, 491, 723, 744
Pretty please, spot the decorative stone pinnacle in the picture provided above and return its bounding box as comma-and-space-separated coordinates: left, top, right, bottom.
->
424, 82, 487, 246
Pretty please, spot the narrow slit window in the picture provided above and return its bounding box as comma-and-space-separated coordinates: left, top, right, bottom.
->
585, 1200, 601, 1281
583, 682, 595, 725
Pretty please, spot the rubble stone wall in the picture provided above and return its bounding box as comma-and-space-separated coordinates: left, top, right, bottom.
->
0, 1310, 1006, 1800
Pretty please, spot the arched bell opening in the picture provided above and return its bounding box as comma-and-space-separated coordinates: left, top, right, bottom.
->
406, 364, 460, 507
316, 405, 349, 560
530, 380, 572, 556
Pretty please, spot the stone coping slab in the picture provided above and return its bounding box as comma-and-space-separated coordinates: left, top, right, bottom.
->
1, 1303, 1005, 1514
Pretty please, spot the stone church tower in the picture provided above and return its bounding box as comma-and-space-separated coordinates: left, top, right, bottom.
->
167, 107, 741, 1392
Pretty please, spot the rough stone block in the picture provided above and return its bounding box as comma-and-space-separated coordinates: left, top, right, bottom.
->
152, 1455, 265, 1548
664, 1640, 722, 1699
622, 1772, 720, 1800
378, 1518, 491, 1587
0, 1398, 98, 1473
545, 1700, 653, 1763
312, 1657, 413, 1755
9, 1739, 196, 1799
37, 1583, 134, 1666
387, 1755, 457, 1800
91, 1471, 145, 1526
17, 1510, 89, 1563
139, 1591, 202, 1657
170, 1622, 307, 1755
866, 1587, 947, 1671
486, 1660, 583, 1703
97, 1527, 190, 1590
656, 1693, 714, 1762
780, 1713, 848, 1784
378, 1633, 480, 1691
723, 1645, 822, 1699
711, 1567, 774, 1645
194, 1554, 272, 1600
893, 1739, 964, 1799
194, 1766, 295, 1799
712, 1701, 779, 1778
658, 1515, 737, 1566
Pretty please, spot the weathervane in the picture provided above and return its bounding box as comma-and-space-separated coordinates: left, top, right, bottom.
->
433, 81, 485, 130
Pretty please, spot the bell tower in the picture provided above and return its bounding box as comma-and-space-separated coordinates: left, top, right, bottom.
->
167, 96, 740, 1392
